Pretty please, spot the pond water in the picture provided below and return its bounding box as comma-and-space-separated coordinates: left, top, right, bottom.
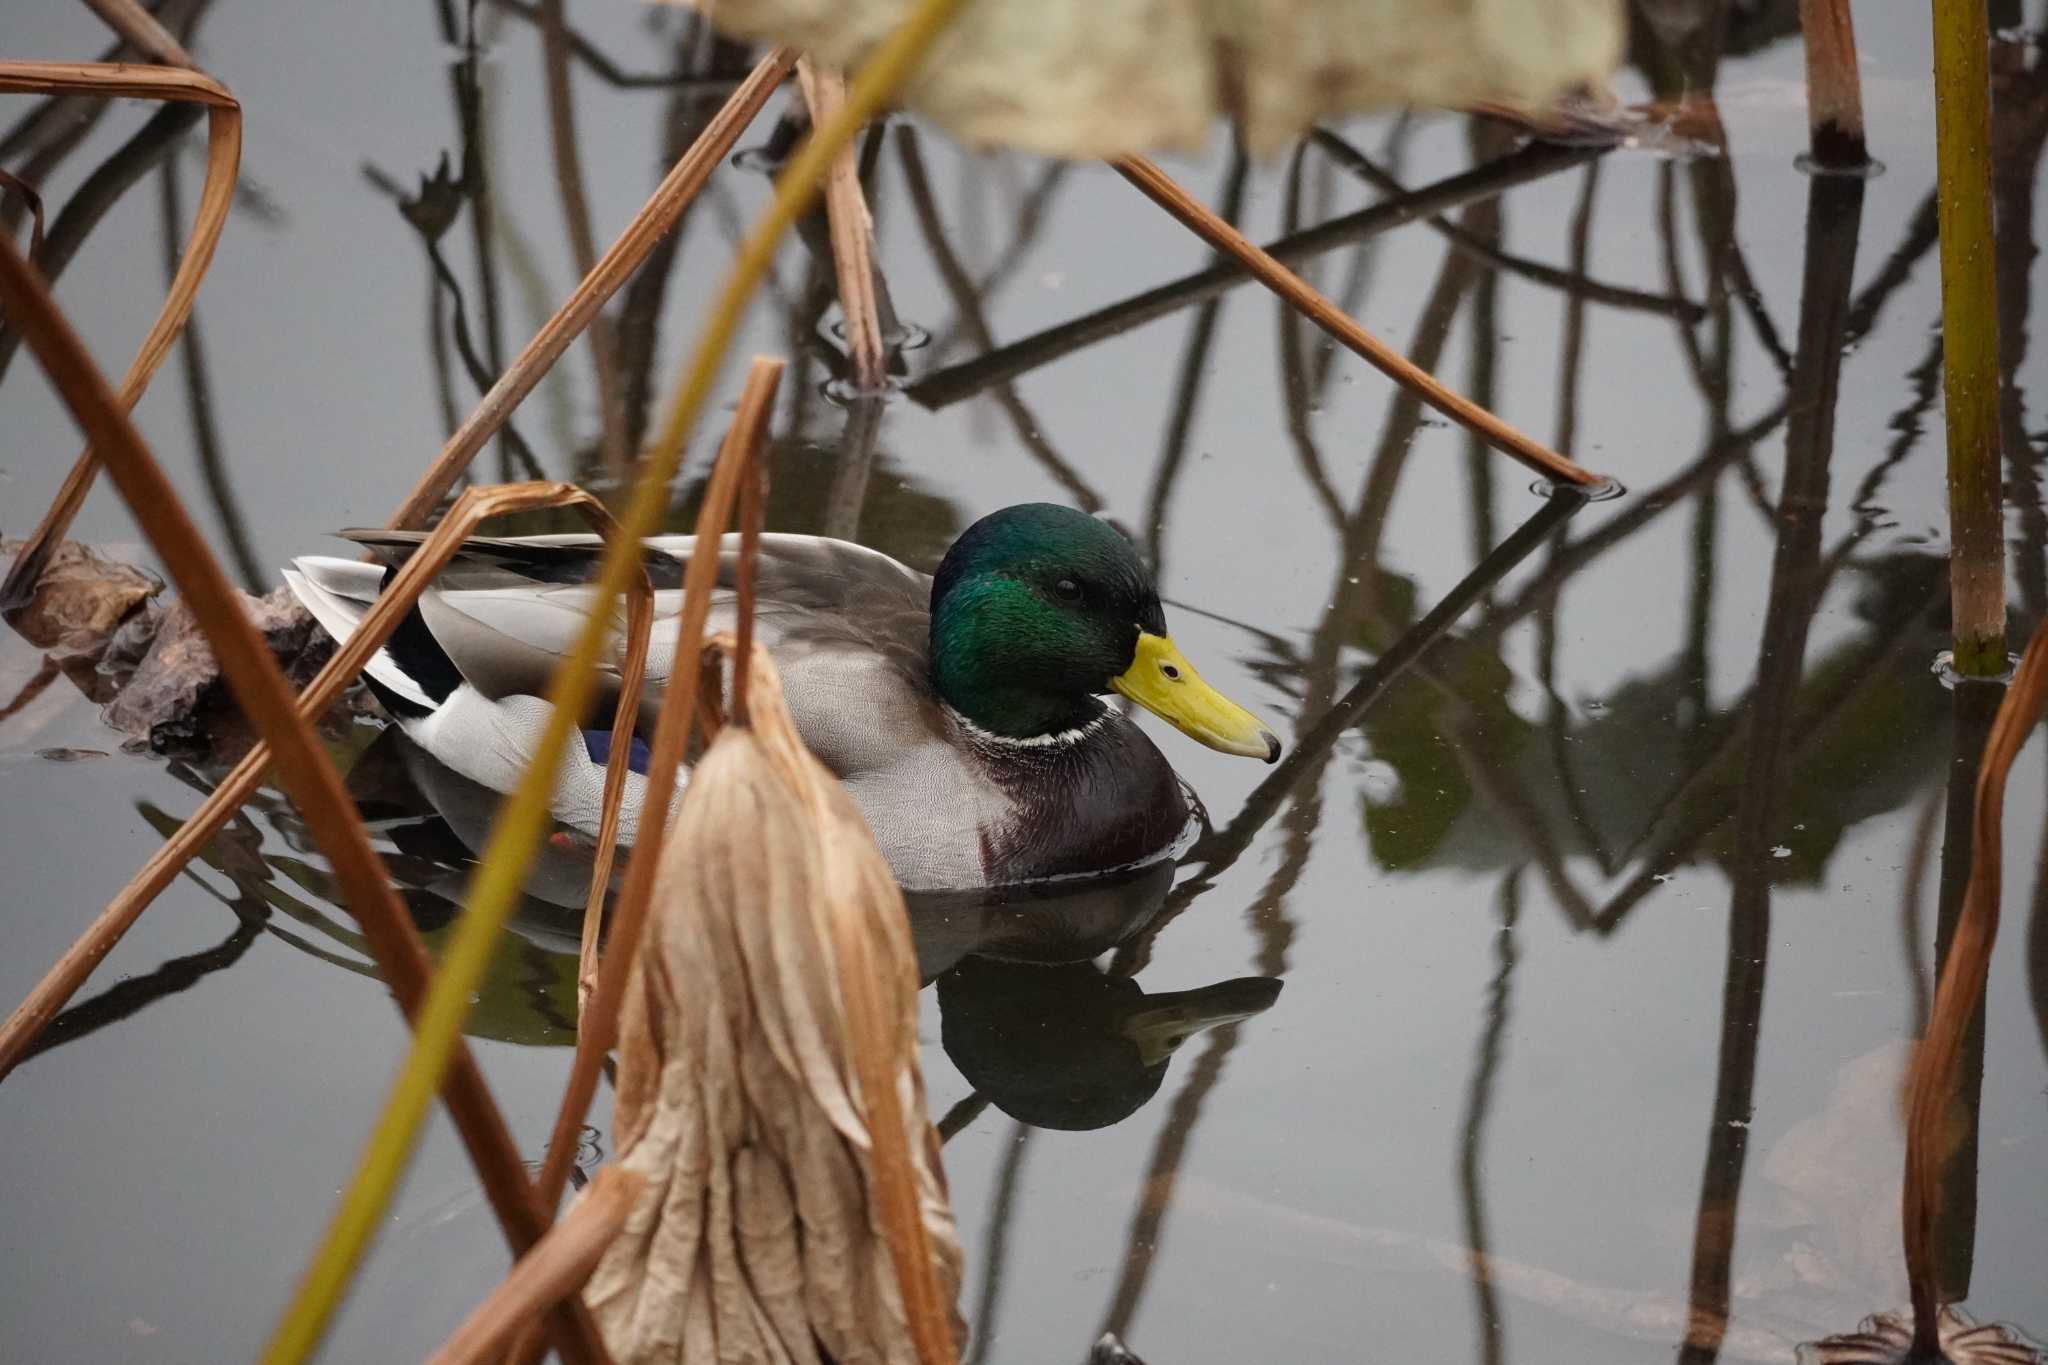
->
5, 2, 2048, 1362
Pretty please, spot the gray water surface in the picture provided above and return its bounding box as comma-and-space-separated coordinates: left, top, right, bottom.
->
4, 3, 2046, 1362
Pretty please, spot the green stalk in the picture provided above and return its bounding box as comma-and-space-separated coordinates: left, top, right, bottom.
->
257, 3, 967, 1358
1933, 0, 2007, 675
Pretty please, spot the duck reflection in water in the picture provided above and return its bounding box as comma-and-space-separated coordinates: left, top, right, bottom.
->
324, 729, 1286, 1133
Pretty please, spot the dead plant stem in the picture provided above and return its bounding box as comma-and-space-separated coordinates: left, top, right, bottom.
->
1111, 155, 1605, 489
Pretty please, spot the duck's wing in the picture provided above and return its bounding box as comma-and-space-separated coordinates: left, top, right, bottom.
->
353, 531, 938, 743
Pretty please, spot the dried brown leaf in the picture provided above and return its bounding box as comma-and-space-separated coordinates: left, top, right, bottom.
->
101, 587, 321, 744
1, 539, 158, 657
588, 643, 962, 1365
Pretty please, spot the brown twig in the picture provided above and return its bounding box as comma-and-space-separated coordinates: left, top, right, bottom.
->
575, 551, 659, 1013
1111, 155, 1607, 490
798, 60, 888, 391
425, 1168, 642, 1365
0, 61, 241, 612
0, 239, 610, 1364
1901, 618, 2048, 1352
385, 47, 796, 530
80, 0, 197, 68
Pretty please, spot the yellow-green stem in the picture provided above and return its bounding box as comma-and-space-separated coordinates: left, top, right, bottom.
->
1933, 0, 2007, 677
257, 2, 967, 1358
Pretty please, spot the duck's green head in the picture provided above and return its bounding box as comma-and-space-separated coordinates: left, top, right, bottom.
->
929, 504, 1279, 761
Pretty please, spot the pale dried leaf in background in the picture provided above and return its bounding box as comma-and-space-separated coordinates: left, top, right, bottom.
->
671, 0, 1623, 156
585, 643, 962, 1364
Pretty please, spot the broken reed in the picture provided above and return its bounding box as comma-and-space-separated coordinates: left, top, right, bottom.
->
1931, 0, 2007, 676
1799, 0, 1868, 168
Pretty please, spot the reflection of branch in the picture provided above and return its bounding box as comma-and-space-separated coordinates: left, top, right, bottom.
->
964, 1122, 1033, 1365
21, 901, 265, 1063
159, 158, 260, 591
1115, 490, 1588, 974
1311, 129, 1703, 322
618, 20, 742, 452
1094, 1025, 1239, 1343
0, 101, 202, 385
1925, 681, 2000, 1307
908, 140, 1599, 410
820, 393, 884, 541
936, 1090, 989, 1142
486, 0, 747, 90
1678, 169, 1862, 1365
1145, 147, 1249, 575
538, 0, 628, 480
895, 126, 1106, 513
419, 232, 546, 479
1276, 144, 1348, 533
1459, 873, 1520, 1365
1901, 783, 1943, 1038
926, 161, 1071, 362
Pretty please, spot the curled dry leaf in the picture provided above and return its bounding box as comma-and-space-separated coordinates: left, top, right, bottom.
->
668, 0, 1623, 157
103, 587, 326, 745
2, 539, 159, 661
586, 640, 963, 1364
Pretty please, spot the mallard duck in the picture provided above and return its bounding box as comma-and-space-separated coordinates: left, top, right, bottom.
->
284, 503, 1279, 891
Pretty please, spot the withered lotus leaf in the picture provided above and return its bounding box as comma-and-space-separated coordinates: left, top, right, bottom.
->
585, 642, 963, 1364
664, 0, 1624, 158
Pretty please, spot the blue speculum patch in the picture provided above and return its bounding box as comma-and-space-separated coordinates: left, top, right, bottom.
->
581, 728, 652, 775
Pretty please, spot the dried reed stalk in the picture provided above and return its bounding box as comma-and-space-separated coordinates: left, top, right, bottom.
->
558, 358, 783, 1186
80, 0, 197, 68
798, 59, 889, 391
1799, 0, 1868, 167
583, 637, 961, 1364
426, 1167, 643, 1365
571, 362, 782, 1008
384, 46, 796, 530
1111, 154, 1607, 490
0, 61, 240, 611
0, 48, 795, 1076
512, 358, 782, 1365
0, 242, 611, 1364
1900, 618, 2048, 1356
1932, 0, 2008, 676
265, 3, 964, 1355
0, 482, 647, 1079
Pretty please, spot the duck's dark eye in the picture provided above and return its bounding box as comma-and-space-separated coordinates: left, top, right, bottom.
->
1054, 577, 1082, 602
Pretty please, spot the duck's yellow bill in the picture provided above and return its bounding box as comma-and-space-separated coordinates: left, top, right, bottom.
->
1112, 632, 1281, 763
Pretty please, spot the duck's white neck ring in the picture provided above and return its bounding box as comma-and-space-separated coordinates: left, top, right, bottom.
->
943, 702, 1111, 750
